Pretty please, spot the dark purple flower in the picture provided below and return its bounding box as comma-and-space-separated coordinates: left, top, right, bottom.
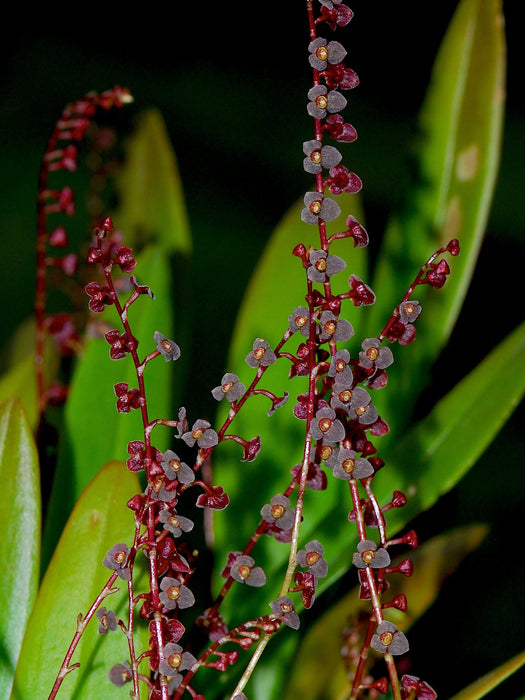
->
159, 577, 195, 610
401, 675, 438, 700
211, 372, 245, 402
307, 249, 346, 283
308, 37, 347, 70
230, 554, 266, 587
160, 449, 195, 484
296, 540, 328, 579
325, 164, 362, 195
104, 329, 136, 360
154, 331, 181, 362
85, 280, 113, 313
103, 543, 131, 580
352, 539, 391, 569
270, 596, 300, 629
114, 382, 144, 413
348, 274, 376, 306
302, 139, 342, 174
326, 447, 374, 480
370, 621, 409, 655
301, 191, 341, 224
181, 419, 218, 448
261, 494, 296, 530
246, 338, 276, 367
307, 85, 347, 119
114, 246, 136, 273
159, 642, 196, 678
310, 406, 345, 444
195, 485, 230, 510
324, 114, 357, 142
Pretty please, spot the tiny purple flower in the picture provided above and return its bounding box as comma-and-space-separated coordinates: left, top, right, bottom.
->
108, 661, 132, 686
326, 447, 374, 480
246, 338, 276, 367
359, 338, 394, 371
161, 449, 195, 484
370, 621, 409, 656
307, 85, 347, 119
302, 139, 342, 174
310, 406, 345, 444
181, 419, 218, 449
103, 543, 131, 581
158, 509, 194, 537
301, 191, 341, 225
307, 249, 346, 283
318, 310, 354, 343
399, 300, 422, 323
270, 596, 300, 629
261, 494, 296, 530
296, 540, 328, 579
211, 372, 245, 402
159, 577, 195, 610
308, 37, 347, 70
153, 331, 181, 362
158, 642, 196, 678
96, 607, 118, 635
328, 349, 353, 384
230, 554, 266, 587
352, 539, 391, 569
289, 305, 310, 336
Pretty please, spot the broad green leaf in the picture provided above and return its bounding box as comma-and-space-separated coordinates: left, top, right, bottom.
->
0, 399, 40, 698
11, 461, 148, 700
364, 0, 506, 441
212, 193, 366, 607
449, 649, 525, 700
113, 108, 192, 255
42, 245, 178, 571
283, 524, 488, 700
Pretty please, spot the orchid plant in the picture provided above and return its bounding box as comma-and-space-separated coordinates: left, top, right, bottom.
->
1, 1, 524, 699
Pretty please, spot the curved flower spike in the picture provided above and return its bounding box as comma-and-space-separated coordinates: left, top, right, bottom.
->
370, 620, 409, 656
352, 539, 391, 569
308, 37, 347, 70
301, 191, 341, 225
307, 85, 347, 119
303, 139, 342, 174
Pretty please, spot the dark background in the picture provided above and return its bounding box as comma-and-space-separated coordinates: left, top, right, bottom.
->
1, 2, 524, 697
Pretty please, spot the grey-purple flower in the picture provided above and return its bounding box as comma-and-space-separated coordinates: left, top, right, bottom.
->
359, 338, 394, 371
296, 540, 328, 579
181, 419, 218, 449
159, 577, 195, 610
270, 596, 300, 629
161, 449, 195, 484
211, 372, 245, 402
96, 607, 118, 635
154, 331, 181, 362
230, 554, 266, 587
399, 300, 422, 323
302, 139, 342, 174
301, 191, 341, 225
289, 305, 310, 336
158, 642, 196, 678
261, 494, 296, 530
308, 37, 347, 70
158, 509, 194, 538
310, 406, 345, 444
102, 543, 131, 581
246, 338, 276, 367
307, 85, 347, 119
352, 539, 391, 569
326, 447, 374, 480
370, 621, 409, 655
328, 349, 353, 384
307, 249, 346, 283
318, 310, 354, 343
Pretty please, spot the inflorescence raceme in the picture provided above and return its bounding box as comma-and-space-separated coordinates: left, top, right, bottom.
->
47, 2, 461, 699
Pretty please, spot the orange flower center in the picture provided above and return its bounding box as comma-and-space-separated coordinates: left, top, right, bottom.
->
366, 347, 379, 361
318, 417, 333, 432
167, 652, 182, 669
342, 458, 355, 474
271, 504, 285, 519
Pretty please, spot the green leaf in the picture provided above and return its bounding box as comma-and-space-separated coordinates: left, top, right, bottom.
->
283, 524, 488, 700
449, 649, 525, 700
212, 193, 366, 608
113, 108, 192, 255
364, 0, 506, 440
0, 399, 40, 699
42, 245, 178, 571
11, 461, 148, 700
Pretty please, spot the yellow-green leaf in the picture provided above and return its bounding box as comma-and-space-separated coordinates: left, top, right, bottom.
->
11, 461, 148, 700
0, 399, 40, 698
